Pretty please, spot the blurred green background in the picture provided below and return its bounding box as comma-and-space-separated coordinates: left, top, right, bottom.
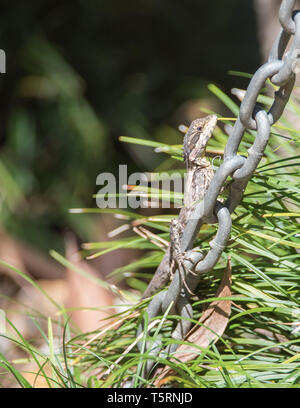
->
0, 0, 260, 259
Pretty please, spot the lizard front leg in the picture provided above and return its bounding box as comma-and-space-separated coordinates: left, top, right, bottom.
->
141, 219, 205, 299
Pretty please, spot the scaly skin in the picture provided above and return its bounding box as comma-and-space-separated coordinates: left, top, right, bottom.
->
142, 115, 217, 299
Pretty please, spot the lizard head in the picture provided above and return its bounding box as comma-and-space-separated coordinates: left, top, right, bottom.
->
183, 114, 218, 165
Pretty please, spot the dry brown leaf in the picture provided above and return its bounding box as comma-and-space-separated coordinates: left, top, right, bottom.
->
154, 256, 232, 386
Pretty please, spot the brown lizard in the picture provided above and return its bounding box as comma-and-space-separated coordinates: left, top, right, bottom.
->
142, 114, 218, 299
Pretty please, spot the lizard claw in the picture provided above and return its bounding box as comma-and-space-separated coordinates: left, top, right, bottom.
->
182, 248, 203, 277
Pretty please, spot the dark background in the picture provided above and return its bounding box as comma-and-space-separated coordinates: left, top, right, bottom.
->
0, 0, 260, 258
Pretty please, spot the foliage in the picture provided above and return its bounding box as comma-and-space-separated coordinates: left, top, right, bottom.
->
1, 80, 299, 388
0, 0, 259, 252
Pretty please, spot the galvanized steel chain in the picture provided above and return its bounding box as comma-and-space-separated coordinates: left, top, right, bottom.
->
138, 0, 300, 378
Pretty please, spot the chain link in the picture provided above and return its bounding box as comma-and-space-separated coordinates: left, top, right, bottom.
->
138, 0, 300, 378
280, 0, 296, 34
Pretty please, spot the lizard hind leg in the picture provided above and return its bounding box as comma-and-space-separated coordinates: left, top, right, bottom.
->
169, 218, 196, 296
183, 247, 204, 277
177, 262, 195, 296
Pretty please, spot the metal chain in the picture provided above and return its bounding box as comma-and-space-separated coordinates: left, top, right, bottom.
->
138, 0, 300, 378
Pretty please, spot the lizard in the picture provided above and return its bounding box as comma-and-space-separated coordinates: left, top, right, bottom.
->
142, 114, 218, 299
